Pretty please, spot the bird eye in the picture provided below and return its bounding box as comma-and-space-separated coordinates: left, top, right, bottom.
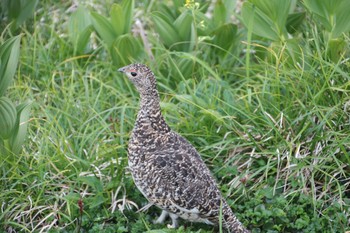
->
131, 72, 137, 77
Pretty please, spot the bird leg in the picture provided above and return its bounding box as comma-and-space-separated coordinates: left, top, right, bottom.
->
154, 210, 169, 224
153, 210, 179, 229
168, 213, 179, 229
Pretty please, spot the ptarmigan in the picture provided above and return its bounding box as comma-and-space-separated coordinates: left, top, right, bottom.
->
118, 63, 249, 233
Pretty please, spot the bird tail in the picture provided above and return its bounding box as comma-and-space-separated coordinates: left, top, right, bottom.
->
222, 201, 250, 233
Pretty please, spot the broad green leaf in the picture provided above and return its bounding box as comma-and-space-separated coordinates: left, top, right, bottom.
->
0, 35, 21, 96
331, 0, 350, 38
14, 0, 38, 27
176, 57, 195, 79
0, 138, 6, 156
213, 0, 226, 27
9, 101, 31, 154
157, 3, 177, 22
0, 97, 17, 139
241, 0, 290, 41
212, 0, 236, 26
189, 22, 196, 52
303, 0, 337, 18
250, 0, 291, 33
328, 38, 347, 62
151, 12, 181, 49
303, 0, 350, 37
303, 0, 332, 31
6, 0, 38, 29
68, 6, 92, 39
110, 3, 125, 37
174, 10, 194, 51
174, 10, 193, 41
173, 0, 184, 10
68, 6, 92, 54
241, 2, 279, 41
121, 0, 134, 33
211, 23, 238, 57
286, 12, 306, 34
75, 25, 93, 55
111, 34, 143, 66
91, 11, 117, 48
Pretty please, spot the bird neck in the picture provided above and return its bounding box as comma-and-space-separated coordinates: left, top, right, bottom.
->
139, 89, 161, 114
136, 89, 170, 133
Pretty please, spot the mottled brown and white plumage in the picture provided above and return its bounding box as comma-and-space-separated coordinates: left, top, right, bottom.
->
118, 63, 249, 233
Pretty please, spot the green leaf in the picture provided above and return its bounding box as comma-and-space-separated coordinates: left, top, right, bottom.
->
303, 0, 332, 31
91, 11, 117, 48
286, 12, 306, 34
0, 97, 17, 139
87, 194, 106, 209
285, 38, 303, 66
303, 0, 337, 20
211, 23, 238, 56
121, 0, 134, 33
68, 6, 92, 54
6, 0, 38, 29
327, 38, 347, 62
331, 0, 350, 38
151, 12, 181, 49
110, 3, 125, 37
78, 176, 103, 192
212, 0, 237, 27
173, 10, 194, 51
111, 34, 143, 66
176, 57, 195, 79
213, 0, 227, 27
241, 0, 290, 41
9, 101, 31, 154
173, 0, 184, 10
76, 25, 93, 55
241, 2, 278, 41
0, 35, 21, 96
304, 0, 350, 38
250, 0, 291, 32
174, 10, 193, 41
0, 138, 6, 156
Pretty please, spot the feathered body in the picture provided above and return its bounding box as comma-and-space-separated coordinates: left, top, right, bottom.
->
118, 63, 249, 233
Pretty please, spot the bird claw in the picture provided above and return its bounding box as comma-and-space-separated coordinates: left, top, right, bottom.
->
153, 210, 179, 229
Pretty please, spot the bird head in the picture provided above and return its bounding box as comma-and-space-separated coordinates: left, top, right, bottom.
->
118, 63, 156, 95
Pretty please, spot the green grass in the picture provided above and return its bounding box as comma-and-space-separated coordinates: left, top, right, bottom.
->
1, 1, 350, 232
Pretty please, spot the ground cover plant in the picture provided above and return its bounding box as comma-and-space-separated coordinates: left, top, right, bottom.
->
0, 0, 349, 232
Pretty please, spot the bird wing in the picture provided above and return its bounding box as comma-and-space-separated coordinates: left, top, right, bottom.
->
144, 132, 222, 218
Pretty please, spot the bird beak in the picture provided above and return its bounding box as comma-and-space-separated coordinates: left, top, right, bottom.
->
118, 67, 126, 73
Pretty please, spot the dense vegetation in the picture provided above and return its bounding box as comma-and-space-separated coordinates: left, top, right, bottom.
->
1, 0, 349, 232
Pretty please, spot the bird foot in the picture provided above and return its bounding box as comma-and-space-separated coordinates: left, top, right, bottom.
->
168, 213, 179, 228
153, 210, 179, 229
154, 210, 168, 224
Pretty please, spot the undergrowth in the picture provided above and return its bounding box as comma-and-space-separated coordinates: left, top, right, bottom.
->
1, 0, 349, 232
